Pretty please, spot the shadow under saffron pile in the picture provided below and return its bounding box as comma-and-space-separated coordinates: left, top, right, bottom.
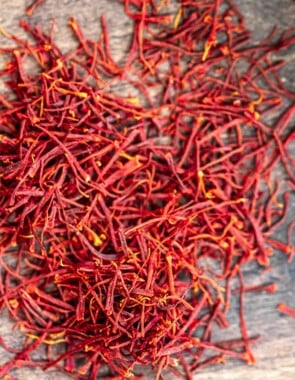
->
0, 0, 294, 379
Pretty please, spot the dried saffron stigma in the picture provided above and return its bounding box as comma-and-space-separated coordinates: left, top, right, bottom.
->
277, 303, 295, 318
0, 0, 294, 379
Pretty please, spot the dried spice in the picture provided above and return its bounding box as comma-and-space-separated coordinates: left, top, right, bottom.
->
0, 0, 294, 379
277, 303, 295, 318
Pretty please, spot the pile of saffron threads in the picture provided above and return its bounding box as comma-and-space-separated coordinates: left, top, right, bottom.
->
0, 0, 295, 379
